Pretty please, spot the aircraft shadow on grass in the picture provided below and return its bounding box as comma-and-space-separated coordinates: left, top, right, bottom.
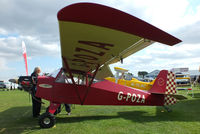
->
0, 99, 199, 134
56, 115, 119, 124
0, 106, 42, 134
57, 99, 200, 124
117, 99, 200, 123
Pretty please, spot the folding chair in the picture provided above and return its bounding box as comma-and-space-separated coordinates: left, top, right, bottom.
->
187, 87, 194, 97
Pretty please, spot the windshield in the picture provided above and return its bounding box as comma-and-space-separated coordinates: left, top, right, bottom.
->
124, 73, 133, 80
0, 81, 5, 84
48, 68, 61, 78
114, 72, 123, 79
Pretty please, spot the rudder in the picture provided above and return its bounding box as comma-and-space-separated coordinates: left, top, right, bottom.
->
164, 71, 177, 105
149, 70, 177, 105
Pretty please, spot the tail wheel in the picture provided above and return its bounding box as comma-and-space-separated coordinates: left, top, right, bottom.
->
163, 106, 172, 112
39, 113, 55, 128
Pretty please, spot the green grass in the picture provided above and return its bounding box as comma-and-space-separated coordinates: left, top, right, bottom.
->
0, 87, 200, 134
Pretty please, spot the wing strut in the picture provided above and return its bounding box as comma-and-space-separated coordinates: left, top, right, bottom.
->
62, 56, 100, 105
62, 56, 83, 104
82, 64, 100, 104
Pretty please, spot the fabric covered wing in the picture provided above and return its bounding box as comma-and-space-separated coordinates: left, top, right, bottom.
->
57, 3, 181, 74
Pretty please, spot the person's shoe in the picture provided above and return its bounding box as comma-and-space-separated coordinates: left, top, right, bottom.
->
67, 113, 71, 116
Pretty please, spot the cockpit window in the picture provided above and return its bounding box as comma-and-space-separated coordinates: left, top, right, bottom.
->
124, 73, 133, 80
115, 72, 124, 79
56, 70, 68, 83
55, 70, 75, 84
48, 69, 60, 78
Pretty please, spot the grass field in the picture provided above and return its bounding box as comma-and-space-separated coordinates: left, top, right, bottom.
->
0, 87, 200, 134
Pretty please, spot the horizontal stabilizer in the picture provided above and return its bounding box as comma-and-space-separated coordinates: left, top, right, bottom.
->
168, 94, 187, 100
151, 92, 187, 100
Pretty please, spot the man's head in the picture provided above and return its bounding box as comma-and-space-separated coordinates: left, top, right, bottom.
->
34, 67, 41, 74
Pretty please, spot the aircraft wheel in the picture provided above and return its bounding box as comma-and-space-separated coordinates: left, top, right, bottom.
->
167, 109, 172, 112
39, 113, 55, 128
163, 106, 172, 112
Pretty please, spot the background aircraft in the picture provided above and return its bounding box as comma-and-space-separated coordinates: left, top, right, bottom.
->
105, 67, 155, 90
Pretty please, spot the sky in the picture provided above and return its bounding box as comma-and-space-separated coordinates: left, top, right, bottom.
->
1, 0, 200, 81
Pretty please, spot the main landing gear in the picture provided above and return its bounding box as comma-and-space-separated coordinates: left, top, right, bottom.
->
39, 113, 55, 128
39, 102, 60, 128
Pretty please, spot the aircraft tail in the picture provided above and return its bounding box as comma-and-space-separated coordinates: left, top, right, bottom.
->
149, 70, 178, 105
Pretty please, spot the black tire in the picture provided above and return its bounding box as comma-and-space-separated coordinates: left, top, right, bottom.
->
39, 113, 55, 128
167, 109, 172, 112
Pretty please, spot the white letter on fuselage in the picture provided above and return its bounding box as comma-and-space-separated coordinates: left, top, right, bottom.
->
136, 94, 141, 103
126, 93, 131, 101
131, 94, 137, 102
141, 95, 145, 103
118, 91, 123, 100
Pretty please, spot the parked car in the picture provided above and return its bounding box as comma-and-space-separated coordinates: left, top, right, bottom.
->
0, 81, 6, 88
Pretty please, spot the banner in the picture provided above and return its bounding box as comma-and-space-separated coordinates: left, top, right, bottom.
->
171, 68, 188, 73
22, 41, 28, 76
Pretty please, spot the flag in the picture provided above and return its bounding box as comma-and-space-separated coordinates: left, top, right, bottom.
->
22, 41, 28, 76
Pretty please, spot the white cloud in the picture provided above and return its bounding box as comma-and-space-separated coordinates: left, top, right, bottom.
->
0, 35, 60, 61
176, 21, 200, 44
0, 57, 16, 81
98, 0, 200, 32
131, 0, 190, 30
43, 43, 60, 52
0, 34, 61, 81
110, 42, 200, 75
0, 28, 8, 35
0, 0, 200, 79
0, 58, 8, 70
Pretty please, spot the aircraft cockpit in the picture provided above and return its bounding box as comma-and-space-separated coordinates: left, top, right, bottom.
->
114, 67, 130, 82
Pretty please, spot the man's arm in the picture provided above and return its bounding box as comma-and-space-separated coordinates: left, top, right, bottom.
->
31, 73, 37, 85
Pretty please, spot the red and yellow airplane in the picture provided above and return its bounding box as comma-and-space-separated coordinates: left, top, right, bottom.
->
14, 3, 186, 128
